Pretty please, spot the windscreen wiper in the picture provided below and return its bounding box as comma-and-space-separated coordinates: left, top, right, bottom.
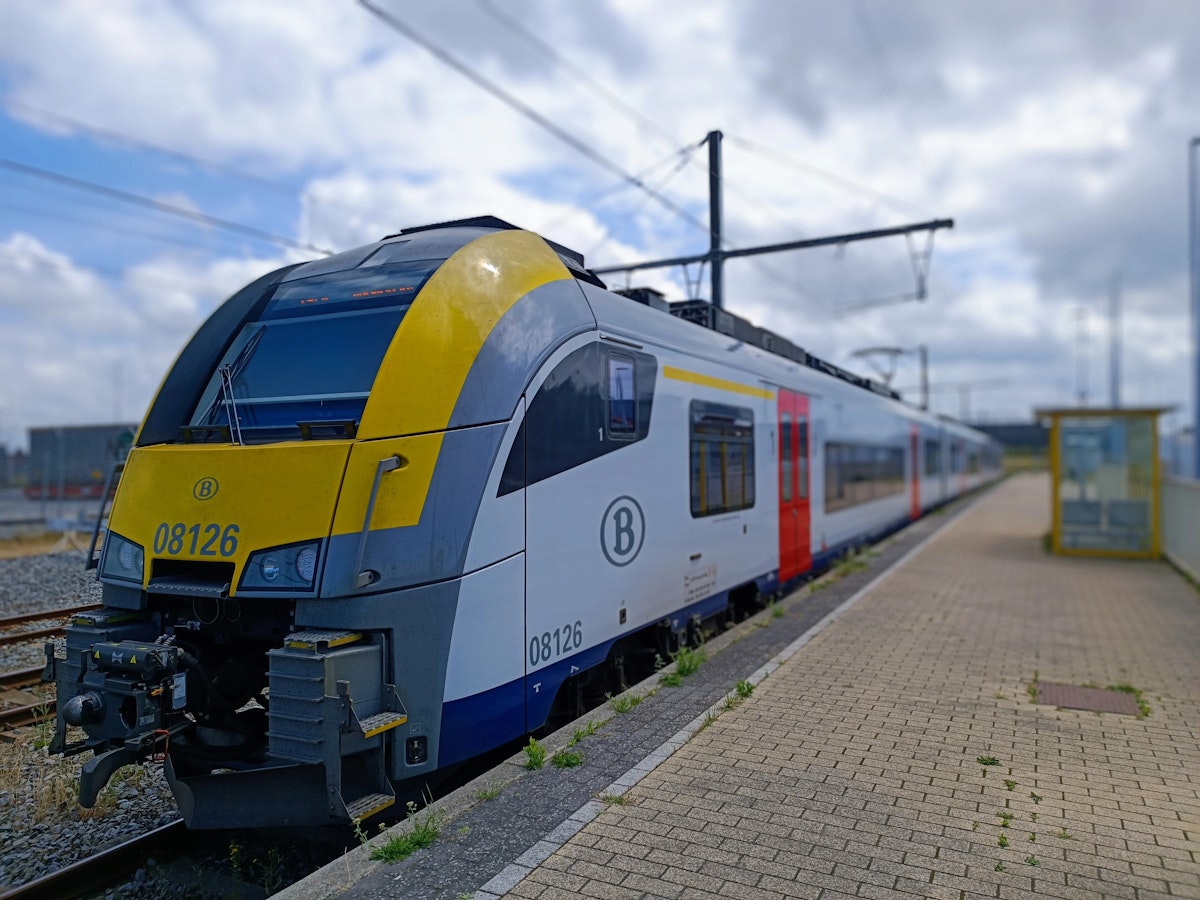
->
200, 325, 266, 438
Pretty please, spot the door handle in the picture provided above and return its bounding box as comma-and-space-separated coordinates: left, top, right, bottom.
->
354, 455, 405, 588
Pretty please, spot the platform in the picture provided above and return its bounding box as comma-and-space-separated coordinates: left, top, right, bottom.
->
283, 474, 1200, 900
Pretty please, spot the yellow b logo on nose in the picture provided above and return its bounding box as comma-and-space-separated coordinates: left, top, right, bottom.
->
193, 477, 219, 501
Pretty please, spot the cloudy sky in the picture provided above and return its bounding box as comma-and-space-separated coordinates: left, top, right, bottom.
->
0, 0, 1197, 451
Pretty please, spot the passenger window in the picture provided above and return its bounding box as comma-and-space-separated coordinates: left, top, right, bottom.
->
608, 354, 636, 437
797, 417, 808, 500
781, 413, 793, 503
690, 401, 755, 517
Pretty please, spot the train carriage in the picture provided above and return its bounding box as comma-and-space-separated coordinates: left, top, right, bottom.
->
46, 216, 1000, 828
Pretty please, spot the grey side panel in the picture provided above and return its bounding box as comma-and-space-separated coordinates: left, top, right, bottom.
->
448, 278, 596, 430
295, 578, 460, 781
321, 422, 508, 594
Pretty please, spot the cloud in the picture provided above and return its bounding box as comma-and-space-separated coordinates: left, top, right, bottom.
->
0, 0, 1196, 448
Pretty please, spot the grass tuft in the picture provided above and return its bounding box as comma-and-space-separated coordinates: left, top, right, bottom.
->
551, 749, 582, 769
607, 692, 643, 714
523, 737, 547, 770
368, 802, 442, 862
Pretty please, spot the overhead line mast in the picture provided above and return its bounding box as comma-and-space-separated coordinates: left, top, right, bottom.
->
593, 130, 954, 310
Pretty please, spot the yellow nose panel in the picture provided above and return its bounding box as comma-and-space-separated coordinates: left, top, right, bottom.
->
108, 442, 351, 587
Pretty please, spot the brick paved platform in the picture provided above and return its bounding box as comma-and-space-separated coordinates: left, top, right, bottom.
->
502, 474, 1200, 900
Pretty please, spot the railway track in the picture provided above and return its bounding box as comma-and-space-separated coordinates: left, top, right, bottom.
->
0, 605, 100, 649
0, 819, 190, 900
0, 665, 54, 736
0, 665, 44, 691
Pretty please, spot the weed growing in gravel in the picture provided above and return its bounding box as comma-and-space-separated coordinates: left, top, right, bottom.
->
1108, 683, 1151, 718
476, 782, 503, 801
696, 709, 719, 732
977, 755, 999, 776
994, 862, 1005, 872
598, 792, 634, 806
735, 679, 754, 699
1056, 827, 1072, 839
771, 602, 785, 619
1004, 779, 1016, 791
997, 811, 1013, 827
659, 672, 683, 687
674, 645, 706, 677
997, 834, 1009, 848
833, 552, 868, 578
30, 703, 54, 751
567, 720, 601, 747
607, 692, 642, 714
1026, 671, 1039, 702
1029, 791, 1042, 804
370, 802, 442, 863
551, 750, 582, 769
523, 737, 547, 770
1025, 855, 1040, 866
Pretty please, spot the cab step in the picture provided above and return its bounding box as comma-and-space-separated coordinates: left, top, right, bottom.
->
344, 792, 396, 822
358, 711, 408, 738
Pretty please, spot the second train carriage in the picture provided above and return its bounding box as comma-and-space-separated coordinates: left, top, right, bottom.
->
47, 217, 1001, 828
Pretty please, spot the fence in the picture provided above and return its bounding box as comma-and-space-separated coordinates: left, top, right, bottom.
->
1161, 475, 1200, 582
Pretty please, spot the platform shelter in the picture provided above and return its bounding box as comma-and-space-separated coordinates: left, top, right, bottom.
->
1037, 406, 1167, 558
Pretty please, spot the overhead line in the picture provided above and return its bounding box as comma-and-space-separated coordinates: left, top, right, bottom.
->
0, 197, 251, 255
0, 157, 333, 256
6, 99, 394, 223
727, 134, 936, 219
592, 219, 953, 273
477, 0, 681, 153
7, 99, 307, 198
0, 245, 232, 298
356, 0, 711, 237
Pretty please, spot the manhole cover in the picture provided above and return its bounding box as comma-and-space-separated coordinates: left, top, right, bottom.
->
1036, 682, 1140, 715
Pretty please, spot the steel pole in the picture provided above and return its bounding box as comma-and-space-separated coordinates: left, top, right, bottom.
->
1191, 138, 1200, 477
707, 130, 724, 309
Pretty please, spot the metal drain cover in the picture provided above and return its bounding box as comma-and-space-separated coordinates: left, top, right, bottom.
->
1037, 682, 1140, 715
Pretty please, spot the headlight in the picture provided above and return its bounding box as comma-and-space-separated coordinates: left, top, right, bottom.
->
100, 532, 144, 585
240, 540, 322, 592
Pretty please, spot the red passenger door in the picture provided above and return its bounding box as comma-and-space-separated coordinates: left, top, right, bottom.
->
778, 390, 811, 581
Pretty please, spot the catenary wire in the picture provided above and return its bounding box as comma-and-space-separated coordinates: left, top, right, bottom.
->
0, 244, 234, 298
0, 157, 332, 256
356, 0, 712, 239
0, 197, 262, 256
5, 99, 397, 224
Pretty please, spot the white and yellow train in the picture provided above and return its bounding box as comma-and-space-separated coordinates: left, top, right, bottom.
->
47, 216, 1001, 828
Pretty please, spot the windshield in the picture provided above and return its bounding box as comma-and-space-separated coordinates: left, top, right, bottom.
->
188, 259, 441, 442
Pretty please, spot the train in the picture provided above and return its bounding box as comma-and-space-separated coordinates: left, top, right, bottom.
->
45, 216, 1001, 828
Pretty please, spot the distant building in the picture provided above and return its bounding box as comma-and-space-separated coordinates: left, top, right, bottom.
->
970, 422, 1048, 454
25, 424, 137, 499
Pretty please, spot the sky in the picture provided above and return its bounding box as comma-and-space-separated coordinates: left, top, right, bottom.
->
1, 0, 1197, 452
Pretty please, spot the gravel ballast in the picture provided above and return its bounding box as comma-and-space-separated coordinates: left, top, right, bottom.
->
0, 551, 179, 892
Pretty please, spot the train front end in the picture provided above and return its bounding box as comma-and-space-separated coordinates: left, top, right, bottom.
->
45, 219, 595, 827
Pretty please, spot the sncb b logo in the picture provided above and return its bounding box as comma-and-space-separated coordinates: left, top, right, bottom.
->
600, 495, 644, 567
193, 477, 220, 501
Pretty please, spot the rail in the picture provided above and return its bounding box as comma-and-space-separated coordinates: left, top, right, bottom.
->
0, 605, 100, 648
0, 819, 188, 900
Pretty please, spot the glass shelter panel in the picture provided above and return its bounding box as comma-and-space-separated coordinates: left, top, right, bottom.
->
1057, 415, 1154, 554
